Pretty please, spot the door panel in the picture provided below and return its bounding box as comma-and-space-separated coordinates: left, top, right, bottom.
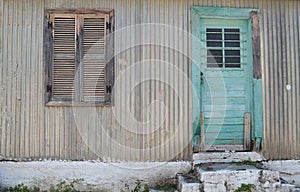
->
200, 18, 251, 151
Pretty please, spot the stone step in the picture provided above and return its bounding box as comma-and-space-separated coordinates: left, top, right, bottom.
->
177, 174, 200, 192
178, 152, 299, 191
193, 152, 264, 165
177, 163, 298, 192
197, 163, 280, 192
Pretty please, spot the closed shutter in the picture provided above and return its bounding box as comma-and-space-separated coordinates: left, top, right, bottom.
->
52, 15, 76, 100
82, 15, 106, 102
46, 10, 114, 105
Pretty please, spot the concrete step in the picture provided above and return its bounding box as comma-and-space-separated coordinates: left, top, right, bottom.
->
193, 152, 264, 165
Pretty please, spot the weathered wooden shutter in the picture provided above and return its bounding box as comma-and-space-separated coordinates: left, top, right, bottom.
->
52, 14, 76, 100
82, 15, 106, 102
44, 14, 53, 102
46, 10, 114, 104
104, 14, 115, 103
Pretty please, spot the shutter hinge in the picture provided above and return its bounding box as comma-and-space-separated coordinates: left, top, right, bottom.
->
48, 21, 53, 29
106, 85, 112, 93
106, 22, 112, 31
47, 85, 52, 93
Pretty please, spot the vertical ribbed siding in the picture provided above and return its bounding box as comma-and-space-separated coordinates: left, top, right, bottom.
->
0, 0, 3, 157
261, 0, 300, 160
0, 0, 192, 161
0, 0, 299, 161
0, 0, 45, 159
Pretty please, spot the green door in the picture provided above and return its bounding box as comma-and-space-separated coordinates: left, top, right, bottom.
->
200, 18, 252, 151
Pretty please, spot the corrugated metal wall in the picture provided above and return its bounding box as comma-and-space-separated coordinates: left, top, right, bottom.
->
261, 0, 300, 160
0, 0, 299, 161
0, 0, 193, 161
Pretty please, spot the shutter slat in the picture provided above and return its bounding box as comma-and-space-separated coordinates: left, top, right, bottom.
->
53, 16, 76, 97
83, 17, 106, 100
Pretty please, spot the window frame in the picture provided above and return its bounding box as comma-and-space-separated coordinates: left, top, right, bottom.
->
44, 9, 115, 107
201, 19, 248, 70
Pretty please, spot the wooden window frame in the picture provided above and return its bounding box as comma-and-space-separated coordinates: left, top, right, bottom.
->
44, 9, 115, 107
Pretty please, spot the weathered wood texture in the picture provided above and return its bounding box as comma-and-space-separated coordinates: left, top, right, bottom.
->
0, 0, 299, 161
251, 11, 261, 79
200, 112, 205, 151
244, 113, 251, 150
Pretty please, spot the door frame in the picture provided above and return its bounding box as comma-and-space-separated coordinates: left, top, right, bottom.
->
191, 6, 262, 152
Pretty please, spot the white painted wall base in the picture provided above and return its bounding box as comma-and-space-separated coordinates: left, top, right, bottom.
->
0, 161, 192, 191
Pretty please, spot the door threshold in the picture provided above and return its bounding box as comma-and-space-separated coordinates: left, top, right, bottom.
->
202, 144, 244, 152
203, 149, 251, 153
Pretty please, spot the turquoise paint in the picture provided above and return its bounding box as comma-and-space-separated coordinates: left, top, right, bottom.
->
192, 6, 259, 19
206, 139, 244, 145
191, 8, 203, 148
201, 18, 249, 146
191, 6, 260, 148
255, 137, 262, 148
205, 132, 243, 139
204, 118, 244, 125
192, 64, 201, 147
246, 18, 254, 117
204, 111, 246, 118
253, 79, 263, 147
191, 44, 201, 147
